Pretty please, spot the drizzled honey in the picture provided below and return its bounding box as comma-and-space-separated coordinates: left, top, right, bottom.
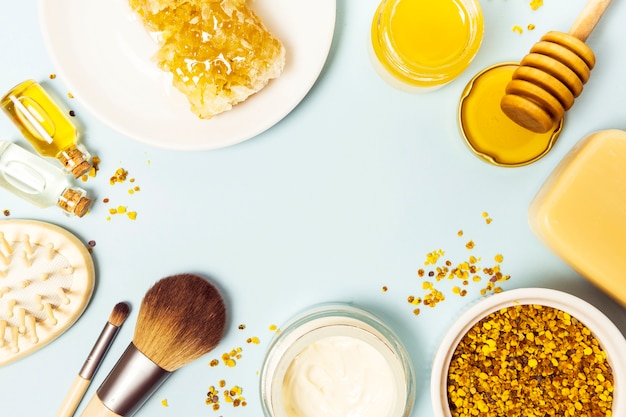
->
129, 0, 285, 119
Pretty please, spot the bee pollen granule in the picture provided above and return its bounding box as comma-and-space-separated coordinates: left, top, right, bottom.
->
447, 304, 614, 417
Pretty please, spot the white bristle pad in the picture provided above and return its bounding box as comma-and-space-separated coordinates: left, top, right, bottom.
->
0, 219, 95, 366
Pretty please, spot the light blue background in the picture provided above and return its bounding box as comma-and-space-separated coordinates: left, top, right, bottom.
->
1, 1, 625, 416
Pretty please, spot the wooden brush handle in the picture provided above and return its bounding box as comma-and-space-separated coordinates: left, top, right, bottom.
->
55, 376, 91, 417
80, 395, 123, 417
569, 0, 613, 42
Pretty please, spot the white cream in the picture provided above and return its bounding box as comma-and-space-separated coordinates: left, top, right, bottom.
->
281, 335, 396, 417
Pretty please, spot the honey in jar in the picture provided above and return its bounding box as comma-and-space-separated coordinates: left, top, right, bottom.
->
369, 0, 484, 92
459, 63, 563, 167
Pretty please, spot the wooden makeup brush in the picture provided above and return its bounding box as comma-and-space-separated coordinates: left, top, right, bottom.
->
79, 274, 226, 417
55, 302, 131, 417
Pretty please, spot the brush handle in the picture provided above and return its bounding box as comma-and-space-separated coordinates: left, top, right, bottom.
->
79, 322, 121, 380
568, 0, 613, 42
55, 376, 91, 417
81, 395, 122, 417
78, 343, 171, 417
56, 321, 122, 417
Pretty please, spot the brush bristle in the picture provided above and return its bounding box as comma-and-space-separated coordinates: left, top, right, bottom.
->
109, 302, 131, 327
132, 274, 226, 372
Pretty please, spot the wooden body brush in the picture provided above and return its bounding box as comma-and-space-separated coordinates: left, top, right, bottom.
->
79, 274, 226, 417
500, 0, 613, 133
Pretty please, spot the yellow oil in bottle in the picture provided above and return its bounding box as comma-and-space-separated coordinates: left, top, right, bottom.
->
370, 0, 483, 91
459, 63, 563, 167
2, 80, 76, 157
1, 80, 92, 178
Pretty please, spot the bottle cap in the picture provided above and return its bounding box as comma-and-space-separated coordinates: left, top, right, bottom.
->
58, 187, 92, 217
58, 144, 92, 178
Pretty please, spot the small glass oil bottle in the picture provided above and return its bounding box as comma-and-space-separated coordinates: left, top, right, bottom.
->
1, 80, 92, 179
0, 140, 92, 217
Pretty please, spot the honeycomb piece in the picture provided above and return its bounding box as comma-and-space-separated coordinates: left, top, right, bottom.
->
130, 0, 286, 119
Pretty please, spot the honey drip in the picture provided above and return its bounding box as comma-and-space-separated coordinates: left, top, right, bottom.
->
129, 0, 286, 119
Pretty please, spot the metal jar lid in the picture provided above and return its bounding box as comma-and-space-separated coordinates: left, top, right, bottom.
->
458, 62, 563, 167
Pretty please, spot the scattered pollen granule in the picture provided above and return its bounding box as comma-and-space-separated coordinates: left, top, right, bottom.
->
423, 287, 445, 308
269, 324, 277, 331
447, 304, 613, 417
49, 73, 56, 79
2, 210, 10, 217
204, 330, 262, 411
224, 385, 246, 408
222, 356, 236, 368
425, 249, 445, 265
406, 212, 510, 314
408, 295, 421, 305
80, 155, 100, 183
530, 0, 543, 10
107, 205, 137, 221
206, 385, 221, 410
128, 186, 141, 195
206, 382, 247, 411
109, 168, 129, 185
161, 399, 168, 407
104, 165, 140, 221
216, 347, 243, 368
382, 285, 388, 292
512, 25, 523, 34
527, 23, 536, 31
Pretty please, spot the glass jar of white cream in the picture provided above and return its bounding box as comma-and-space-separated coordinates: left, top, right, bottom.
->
260, 303, 416, 417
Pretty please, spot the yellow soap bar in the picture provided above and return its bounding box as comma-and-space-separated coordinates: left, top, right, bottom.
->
529, 129, 626, 307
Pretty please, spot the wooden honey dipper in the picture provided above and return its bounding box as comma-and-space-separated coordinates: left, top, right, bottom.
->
500, 0, 613, 133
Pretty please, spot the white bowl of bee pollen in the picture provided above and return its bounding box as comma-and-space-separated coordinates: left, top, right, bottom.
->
260, 303, 415, 417
430, 288, 626, 417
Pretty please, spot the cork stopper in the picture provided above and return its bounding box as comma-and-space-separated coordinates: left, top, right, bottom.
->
57, 144, 93, 178
58, 188, 93, 217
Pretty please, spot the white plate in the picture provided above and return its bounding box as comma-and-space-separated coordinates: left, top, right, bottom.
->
38, 0, 336, 151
